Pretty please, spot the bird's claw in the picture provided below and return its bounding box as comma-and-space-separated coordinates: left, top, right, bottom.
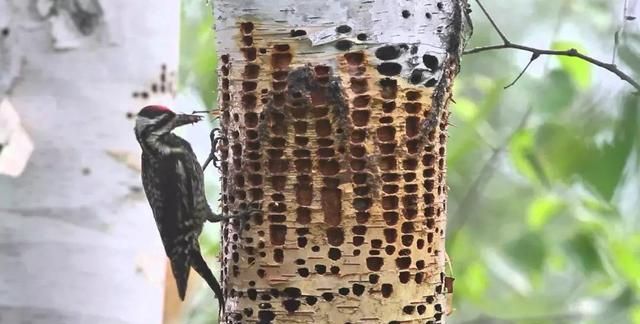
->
233, 207, 262, 239
202, 128, 226, 172
208, 207, 261, 239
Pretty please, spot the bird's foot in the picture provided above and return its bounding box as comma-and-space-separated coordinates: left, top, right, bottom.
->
202, 129, 226, 172
208, 207, 262, 238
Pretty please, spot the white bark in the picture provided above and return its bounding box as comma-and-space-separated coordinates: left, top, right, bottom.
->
0, 1, 179, 323
213, 0, 465, 322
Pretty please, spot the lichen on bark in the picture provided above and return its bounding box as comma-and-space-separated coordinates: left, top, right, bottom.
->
213, 0, 466, 322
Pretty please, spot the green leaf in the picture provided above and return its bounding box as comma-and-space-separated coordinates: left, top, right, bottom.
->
610, 238, 640, 289
534, 123, 592, 183
631, 305, 640, 324
200, 225, 221, 256
505, 232, 546, 273
551, 41, 592, 89
532, 95, 638, 200
547, 250, 567, 272
534, 69, 576, 114
581, 195, 616, 214
527, 195, 564, 230
180, 1, 218, 108
448, 229, 473, 260
458, 261, 488, 301
564, 230, 604, 274
525, 104, 637, 200
580, 95, 638, 200
448, 80, 504, 165
509, 129, 548, 185
451, 97, 478, 122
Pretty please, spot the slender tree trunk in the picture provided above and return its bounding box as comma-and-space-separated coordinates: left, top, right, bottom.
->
213, 0, 467, 322
0, 1, 179, 323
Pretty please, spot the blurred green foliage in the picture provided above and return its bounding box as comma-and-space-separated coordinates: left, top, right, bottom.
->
178, 0, 640, 323
180, 0, 217, 109
449, 1, 639, 323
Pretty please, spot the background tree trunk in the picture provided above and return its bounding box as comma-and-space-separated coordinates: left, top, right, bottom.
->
214, 0, 467, 322
0, 1, 179, 323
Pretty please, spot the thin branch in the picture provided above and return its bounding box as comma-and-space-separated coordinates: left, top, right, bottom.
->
504, 53, 539, 89
473, 0, 508, 44
464, 0, 640, 92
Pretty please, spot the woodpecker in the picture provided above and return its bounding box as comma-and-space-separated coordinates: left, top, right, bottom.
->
133, 105, 251, 312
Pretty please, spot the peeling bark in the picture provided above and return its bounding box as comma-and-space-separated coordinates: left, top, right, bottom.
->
213, 0, 467, 323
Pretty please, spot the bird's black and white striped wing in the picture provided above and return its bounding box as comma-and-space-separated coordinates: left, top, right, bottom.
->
141, 153, 195, 300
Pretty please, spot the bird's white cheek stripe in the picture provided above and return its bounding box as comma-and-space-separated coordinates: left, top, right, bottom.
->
136, 116, 172, 135
151, 118, 175, 136
135, 116, 154, 133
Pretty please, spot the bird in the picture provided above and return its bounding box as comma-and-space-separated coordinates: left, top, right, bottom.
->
133, 105, 251, 312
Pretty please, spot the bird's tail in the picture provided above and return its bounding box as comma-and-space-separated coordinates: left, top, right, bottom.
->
190, 249, 225, 313
168, 252, 190, 301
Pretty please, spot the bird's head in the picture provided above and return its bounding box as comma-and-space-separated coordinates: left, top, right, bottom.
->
134, 105, 202, 140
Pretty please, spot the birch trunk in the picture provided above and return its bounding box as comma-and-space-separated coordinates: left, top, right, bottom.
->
0, 1, 179, 323
213, 0, 468, 322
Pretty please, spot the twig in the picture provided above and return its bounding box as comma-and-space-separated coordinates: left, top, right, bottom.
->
504, 53, 540, 89
474, 0, 508, 44
464, 0, 640, 92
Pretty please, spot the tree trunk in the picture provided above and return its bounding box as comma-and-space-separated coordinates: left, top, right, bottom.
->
0, 1, 179, 323
213, 0, 467, 322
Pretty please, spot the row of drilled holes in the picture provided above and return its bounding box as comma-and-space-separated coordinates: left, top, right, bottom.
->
345, 53, 373, 238
292, 66, 315, 235
345, 52, 393, 271
344, 50, 439, 294
260, 40, 293, 268
313, 66, 345, 244
227, 289, 442, 322
379, 55, 444, 288
219, 47, 235, 322
378, 61, 416, 267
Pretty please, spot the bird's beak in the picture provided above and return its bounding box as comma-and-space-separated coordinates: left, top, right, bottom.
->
173, 114, 203, 128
